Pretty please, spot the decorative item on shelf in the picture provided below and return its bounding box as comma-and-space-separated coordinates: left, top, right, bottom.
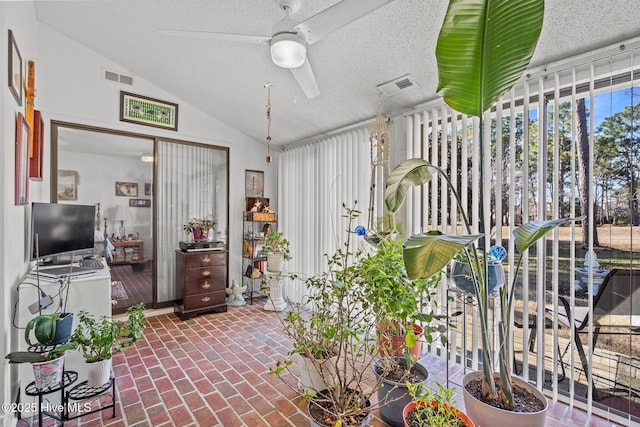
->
112, 205, 133, 239
183, 217, 216, 241
71, 303, 145, 387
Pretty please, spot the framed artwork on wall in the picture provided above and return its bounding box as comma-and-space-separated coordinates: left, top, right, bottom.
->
30, 110, 44, 180
129, 198, 151, 208
116, 182, 138, 197
245, 169, 264, 197
15, 112, 30, 205
8, 30, 23, 106
120, 91, 178, 131
57, 170, 78, 201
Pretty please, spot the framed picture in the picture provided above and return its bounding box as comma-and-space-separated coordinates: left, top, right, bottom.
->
144, 183, 152, 196
116, 182, 138, 197
120, 91, 178, 131
245, 170, 264, 197
29, 110, 44, 180
15, 112, 30, 205
57, 170, 78, 201
8, 30, 23, 106
129, 198, 151, 208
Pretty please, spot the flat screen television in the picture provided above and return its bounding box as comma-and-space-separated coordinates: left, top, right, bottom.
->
31, 202, 96, 261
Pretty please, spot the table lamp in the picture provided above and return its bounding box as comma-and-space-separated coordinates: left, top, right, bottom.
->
112, 205, 132, 239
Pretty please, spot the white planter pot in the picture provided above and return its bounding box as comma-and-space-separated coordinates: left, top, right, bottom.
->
87, 358, 112, 388
266, 253, 283, 272
462, 371, 548, 427
298, 354, 337, 392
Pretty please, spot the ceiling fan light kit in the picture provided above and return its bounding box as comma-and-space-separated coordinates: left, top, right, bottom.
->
270, 32, 307, 68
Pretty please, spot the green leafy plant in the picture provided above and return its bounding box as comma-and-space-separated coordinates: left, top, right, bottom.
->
385, 158, 580, 409
24, 313, 65, 346
182, 218, 215, 236
5, 341, 76, 364
405, 381, 471, 427
261, 230, 291, 261
71, 303, 145, 363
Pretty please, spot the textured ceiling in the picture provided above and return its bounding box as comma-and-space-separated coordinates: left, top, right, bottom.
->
34, 0, 640, 146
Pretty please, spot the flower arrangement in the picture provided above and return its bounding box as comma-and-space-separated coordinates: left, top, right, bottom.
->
183, 218, 216, 240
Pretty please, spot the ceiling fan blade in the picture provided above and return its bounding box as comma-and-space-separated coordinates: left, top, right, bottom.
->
290, 58, 320, 99
158, 29, 270, 45
294, 0, 394, 45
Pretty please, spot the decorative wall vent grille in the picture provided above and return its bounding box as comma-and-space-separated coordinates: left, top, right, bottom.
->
104, 69, 134, 86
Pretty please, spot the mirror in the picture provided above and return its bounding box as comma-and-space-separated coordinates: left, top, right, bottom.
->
52, 122, 229, 313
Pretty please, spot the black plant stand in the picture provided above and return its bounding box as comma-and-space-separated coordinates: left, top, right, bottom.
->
65, 376, 117, 421
24, 370, 78, 426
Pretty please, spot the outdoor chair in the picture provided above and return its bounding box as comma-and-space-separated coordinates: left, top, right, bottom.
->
547, 268, 640, 400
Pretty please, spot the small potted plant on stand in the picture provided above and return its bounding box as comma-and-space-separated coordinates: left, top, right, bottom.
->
25, 312, 74, 347
71, 303, 145, 387
6, 340, 76, 390
262, 230, 291, 272
183, 218, 216, 241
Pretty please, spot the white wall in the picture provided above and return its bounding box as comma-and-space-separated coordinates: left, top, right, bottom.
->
1, 4, 275, 420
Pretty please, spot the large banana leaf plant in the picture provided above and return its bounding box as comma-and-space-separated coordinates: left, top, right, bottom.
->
386, 0, 551, 410
385, 159, 580, 409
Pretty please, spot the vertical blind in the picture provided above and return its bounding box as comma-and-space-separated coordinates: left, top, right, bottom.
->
279, 41, 640, 424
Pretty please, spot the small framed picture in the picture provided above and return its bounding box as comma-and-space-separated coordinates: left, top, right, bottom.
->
30, 110, 44, 180
129, 198, 151, 208
15, 112, 30, 205
245, 170, 264, 197
8, 30, 23, 106
120, 91, 178, 131
144, 183, 152, 196
115, 182, 138, 197
57, 170, 78, 201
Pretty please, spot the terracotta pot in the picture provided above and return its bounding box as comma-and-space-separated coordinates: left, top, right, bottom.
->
462, 371, 548, 427
377, 320, 423, 358
374, 358, 429, 427
402, 400, 474, 427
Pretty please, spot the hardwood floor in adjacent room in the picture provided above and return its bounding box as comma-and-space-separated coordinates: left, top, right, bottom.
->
109, 262, 153, 311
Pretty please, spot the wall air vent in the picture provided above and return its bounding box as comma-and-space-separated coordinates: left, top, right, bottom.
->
103, 69, 134, 86
376, 74, 417, 96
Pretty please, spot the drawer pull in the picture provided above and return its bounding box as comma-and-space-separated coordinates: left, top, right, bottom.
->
202, 256, 210, 263
201, 270, 211, 277
201, 296, 211, 302
201, 282, 211, 289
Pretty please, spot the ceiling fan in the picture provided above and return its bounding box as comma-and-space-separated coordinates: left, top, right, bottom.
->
159, 0, 394, 99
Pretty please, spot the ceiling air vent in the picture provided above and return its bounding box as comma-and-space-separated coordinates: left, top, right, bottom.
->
103, 69, 134, 86
377, 74, 417, 96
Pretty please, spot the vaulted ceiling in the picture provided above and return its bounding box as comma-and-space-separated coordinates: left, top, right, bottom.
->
34, 0, 640, 146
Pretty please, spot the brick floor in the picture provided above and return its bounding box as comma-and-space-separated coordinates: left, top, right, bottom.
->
18, 302, 630, 426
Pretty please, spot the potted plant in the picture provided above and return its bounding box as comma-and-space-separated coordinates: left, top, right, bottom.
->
71, 303, 145, 387
183, 217, 216, 241
359, 235, 447, 427
270, 203, 421, 426
25, 312, 74, 347
6, 340, 76, 390
403, 381, 474, 427
262, 230, 291, 272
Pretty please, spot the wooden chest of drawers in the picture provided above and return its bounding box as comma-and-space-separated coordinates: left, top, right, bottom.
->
175, 249, 228, 318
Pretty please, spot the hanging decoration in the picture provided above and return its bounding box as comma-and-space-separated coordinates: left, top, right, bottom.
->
366, 96, 394, 244
265, 83, 272, 164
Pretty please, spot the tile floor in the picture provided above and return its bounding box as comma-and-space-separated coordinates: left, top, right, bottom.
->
20, 302, 631, 426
